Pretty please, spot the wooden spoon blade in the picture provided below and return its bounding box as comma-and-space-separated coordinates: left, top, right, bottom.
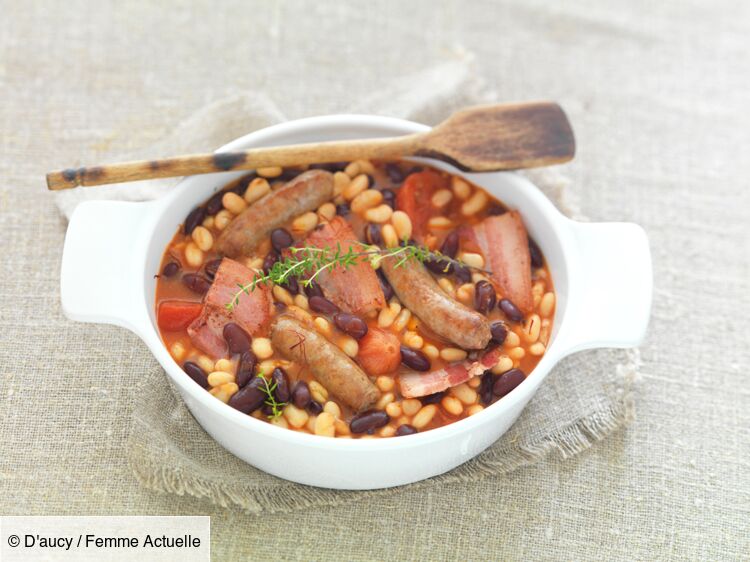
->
420, 101, 575, 171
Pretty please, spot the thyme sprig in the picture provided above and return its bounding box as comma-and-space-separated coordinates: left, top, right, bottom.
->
226, 239, 474, 311
256, 372, 286, 420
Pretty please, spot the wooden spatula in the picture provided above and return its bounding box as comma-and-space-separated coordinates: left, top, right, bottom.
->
46, 101, 574, 191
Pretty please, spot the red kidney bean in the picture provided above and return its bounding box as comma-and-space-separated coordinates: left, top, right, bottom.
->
376, 269, 394, 301
307, 400, 323, 415
183, 206, 206, 235
420, 391, 445, 405
229, 377, 266, 414
281, 276, 299, 295
278, 168, 301, 181
406, 166, 424, 175
396, 424, 417, 436
309, 296, 340, 316
273, 301, 287, 313
270, 228, 293, 253
162, 262, 180, 277
499, 298, 524, 322
183, 361, 209, 388
291, 381, 311, 409
182, 273, 211, 294
310, 162, 348, 172
479, 371, 495, 405
381, 189, 396, 207
350, 410, 390, 434
365, 223, 383, 245
336, 203, 350, 216
385, 163, 405, 184
528, 238, 543, 268
272, 367, 290, 402
440, 230, 459, 258
230, 174, 254, 195
334, 313, 368, 339
204, 258, 222, 280
303, 280, 324, 299
236, 350, 257, 388
454, 264, 472, 283
492, 368, 525, 397
263, 251, 280, 274
223, 322, 251, 354
261, 403, 275, 416
400, 346, 431, 371
426, 256, 455, 275
475, 280, 497, 314
206, 191, 225, 215
487, 205, 506, 216
490, 321, 508, 344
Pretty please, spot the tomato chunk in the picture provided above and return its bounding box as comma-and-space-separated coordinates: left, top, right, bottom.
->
395, 170, 447, 239
157, 301, 203, 331
357, 327, 402, 376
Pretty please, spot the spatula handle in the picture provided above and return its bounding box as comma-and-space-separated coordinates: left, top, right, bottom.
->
46, 134, 421, 190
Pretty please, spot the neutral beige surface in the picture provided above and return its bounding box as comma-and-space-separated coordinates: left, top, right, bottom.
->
1, 1, 748, 560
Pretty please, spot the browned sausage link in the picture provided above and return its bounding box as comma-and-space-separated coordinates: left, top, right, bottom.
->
381, 257, 492, 350
270, 314, 379, 412
216, 170, 334, 257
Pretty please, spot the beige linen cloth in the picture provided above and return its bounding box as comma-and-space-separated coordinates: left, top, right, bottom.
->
55, 55, 640, 514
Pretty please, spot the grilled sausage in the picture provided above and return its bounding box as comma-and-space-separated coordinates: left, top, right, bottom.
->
216, 170, 334, 257
270, 314, 379, 412
381, 257, 492, 350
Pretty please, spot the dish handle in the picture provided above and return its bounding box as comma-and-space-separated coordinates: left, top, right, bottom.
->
60, 200, 155, 335
557, 221, 652, 354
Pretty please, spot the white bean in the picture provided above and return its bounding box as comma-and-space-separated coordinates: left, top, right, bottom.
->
451, 176, 472, 199
191, 226, 214, 252
257, 166, 282, 178
391, 211, 413, 240
244, 177, 271, 203
364, 204, 393, 223
461, 190, 488, 216
291, 211, 318, 234
222, 192, 247, 214
251, 338, 274, 360
350, 189, 382, 213
539, 292, 556, 318
431, 189, 453, 208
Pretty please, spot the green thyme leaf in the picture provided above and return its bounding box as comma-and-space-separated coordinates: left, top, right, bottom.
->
227, 238, 484, 310
255, 372, 286, 420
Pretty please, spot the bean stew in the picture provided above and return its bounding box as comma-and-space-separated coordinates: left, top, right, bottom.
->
155, 160, 556, 438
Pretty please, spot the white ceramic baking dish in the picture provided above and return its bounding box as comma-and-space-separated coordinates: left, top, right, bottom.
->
60, 115, 652, 490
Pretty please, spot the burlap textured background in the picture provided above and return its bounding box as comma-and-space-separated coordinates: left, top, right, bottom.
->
1, 0, 748, 560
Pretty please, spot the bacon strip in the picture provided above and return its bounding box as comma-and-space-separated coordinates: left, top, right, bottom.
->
398, 347, 502, 398
468, 211, 533, 313
304, 217, 385, 315
187, 258, 272, 358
